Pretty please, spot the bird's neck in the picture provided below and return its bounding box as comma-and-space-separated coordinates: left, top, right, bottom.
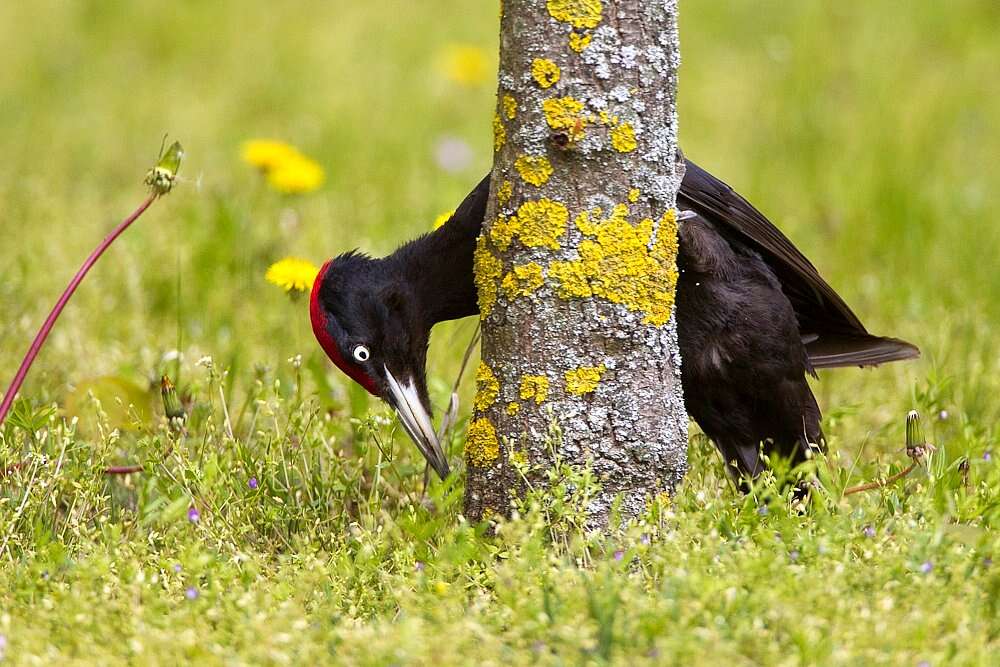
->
391, 175, 490, 326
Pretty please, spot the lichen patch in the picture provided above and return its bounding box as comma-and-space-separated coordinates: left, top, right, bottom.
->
542, 96, 587, 141
490, 215, 517, 252
466, 418, 500, 467
548, 205, 679, 326
501, 262, 546, 299
610, 122, 637, 152
510, 199, 569, 250
514, 154, 554, 186
473, 362, 500, 412
519, 375, 550, 404
474, 235, 503, 317
565, 364, 607, 395
568, 31, 592, 53
502, 94, 518, 120
497, 179, 514, 206
547, 0, 603, 30
531, 58, 561, 88
493, 113, 506, 152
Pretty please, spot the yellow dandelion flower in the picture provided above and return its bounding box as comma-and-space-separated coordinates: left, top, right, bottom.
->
266, 155, 325, 194
241, 139, 300, 171
439, 44, 490, 86
433, 209, 456, 230
265, 257, 319, 294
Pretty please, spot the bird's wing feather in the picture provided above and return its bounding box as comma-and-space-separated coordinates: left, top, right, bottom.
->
678, 159, 919, 366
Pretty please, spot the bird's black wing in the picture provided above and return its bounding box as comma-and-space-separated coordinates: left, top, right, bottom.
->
678, 160, 919, 368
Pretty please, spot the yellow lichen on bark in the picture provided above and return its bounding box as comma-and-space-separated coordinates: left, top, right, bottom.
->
542, 96, 587, 141
466, 418, 500, 467
519, 375, 550, 404
491, 215, 517, 251
610, 122, 637, 152
514, 154, 554, 186
474, 362, 500, 412
502, 94, 518, 120
548, 205, 680, 326
493, 113, 506, 152
501, 262, 545, 299
628, 188, 641, 203
497, 180, 514, 206
531, 58, 561, 88
506, 401, 521, 416
547, 0, 603, 29
565, 364, 607, 395
568, 31, 592, 53
474, 235, 503, 317
512, 199, 569, 249
650, 209, 680, 289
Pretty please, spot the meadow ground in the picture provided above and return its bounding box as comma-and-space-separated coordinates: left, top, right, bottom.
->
1, 1, 998, 664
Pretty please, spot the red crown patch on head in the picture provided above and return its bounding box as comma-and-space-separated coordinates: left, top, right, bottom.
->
310, 260, 379, 396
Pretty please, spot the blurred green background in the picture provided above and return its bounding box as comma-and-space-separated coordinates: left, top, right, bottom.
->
0, 0, 998, 472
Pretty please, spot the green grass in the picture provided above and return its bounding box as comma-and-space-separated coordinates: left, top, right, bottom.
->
1, 1, 998, 664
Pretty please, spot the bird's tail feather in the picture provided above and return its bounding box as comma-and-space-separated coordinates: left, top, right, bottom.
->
807, 335, 920, 369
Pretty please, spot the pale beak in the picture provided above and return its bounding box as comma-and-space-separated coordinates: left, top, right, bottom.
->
383, 365, 450, 479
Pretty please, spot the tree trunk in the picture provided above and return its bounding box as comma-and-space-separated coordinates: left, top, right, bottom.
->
465, 0, 686, 527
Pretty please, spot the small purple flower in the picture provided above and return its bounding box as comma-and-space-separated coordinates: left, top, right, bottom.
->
173, 563, 182, 573
920, 561, 933, 574
789, 550, 799, 562
863, 526, 876, 539
757, 506, 769, 516
916, 661, 931, 667
414, 561, 425, 573
984, 451, 992, 462
640, 534, 651, 546
613, 549, 625, 562
185, 586, 199, 600
983, 557, 992, 568
187, 506, 200, 524
937, 410, 949, 421
0, 633, 7, 655
248, 477, 258, 490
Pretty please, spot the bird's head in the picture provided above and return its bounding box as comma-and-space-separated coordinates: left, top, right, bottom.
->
309, 251, 449, 478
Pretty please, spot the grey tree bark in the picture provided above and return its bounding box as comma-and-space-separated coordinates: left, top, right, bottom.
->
465, 0, 686, 527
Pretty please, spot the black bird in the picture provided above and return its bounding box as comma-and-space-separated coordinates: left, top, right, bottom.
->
310, 161, 918, 482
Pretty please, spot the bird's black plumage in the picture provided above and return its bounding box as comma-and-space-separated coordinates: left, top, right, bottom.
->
312, 161, 918, 482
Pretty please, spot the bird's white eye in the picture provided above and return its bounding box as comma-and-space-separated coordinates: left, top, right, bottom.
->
352, 345, 370, 362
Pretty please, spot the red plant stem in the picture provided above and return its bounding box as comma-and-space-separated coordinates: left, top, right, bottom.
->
843, 462, 918, 496
0, 193, 158, 427
104, 465, 144, 475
